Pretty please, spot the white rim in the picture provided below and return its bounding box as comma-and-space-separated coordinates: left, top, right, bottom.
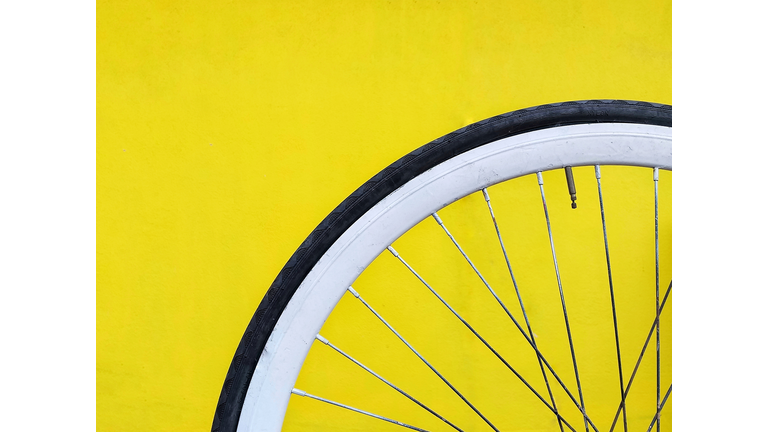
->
237, 122, 672, 432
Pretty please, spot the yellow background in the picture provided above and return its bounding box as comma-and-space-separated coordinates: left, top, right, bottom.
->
97, 1, 671, 431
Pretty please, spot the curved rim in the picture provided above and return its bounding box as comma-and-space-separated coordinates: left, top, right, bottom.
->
239, 123, 671, 431
212, 100, 672, 432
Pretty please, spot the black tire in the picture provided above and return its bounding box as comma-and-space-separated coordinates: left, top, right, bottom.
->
211, 100, 672, 432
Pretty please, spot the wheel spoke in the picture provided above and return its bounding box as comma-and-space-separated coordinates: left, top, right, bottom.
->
608, 281, 672, 432
537, 171, 589, 432
425, 210, 600, 432
290, 388, 431, 431
595, 165, 628, 432
654, 167, 661, 432
646, 384, 671, 432
387, 246, 584, 432
346, 286, 501, 432
314, 334, 465, 432
474, 187, 565, 432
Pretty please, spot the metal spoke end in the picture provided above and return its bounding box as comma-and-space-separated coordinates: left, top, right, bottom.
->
315, 334, 330, 345
291, 388, 307, 397
347, 286, 360, 298
387, 245, 399, 257
564, 166, 577, 209
432, 212, 443, 225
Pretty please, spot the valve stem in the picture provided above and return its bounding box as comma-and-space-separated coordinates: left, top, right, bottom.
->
565, 167, 577, 209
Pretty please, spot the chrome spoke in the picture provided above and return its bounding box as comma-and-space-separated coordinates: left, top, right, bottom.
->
425, 210, 600, 432
481, 187, 564, 432
654, 167, 661, 432
646, 384, 672, 432
346, 286, 501, 432
388, 246, 582, 432
314, 334, 465, 432
537, 171, 589, 432
595, 165, 627, 432
291, 388, 430, 431
608, 281, 672, 432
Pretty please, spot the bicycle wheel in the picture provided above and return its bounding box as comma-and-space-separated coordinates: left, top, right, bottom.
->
212, 100, 672, 432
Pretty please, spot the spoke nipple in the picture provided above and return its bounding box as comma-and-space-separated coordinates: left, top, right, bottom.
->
291, 388, 307, 397
536, 171, 544, 185
386, 245, 399, 257
347, 286, 360, 298
431, 212, 443, 225
482, 188, 490, 202
653, 167, 659, 181
315, 334, 330, 345
594, 164, 601, 179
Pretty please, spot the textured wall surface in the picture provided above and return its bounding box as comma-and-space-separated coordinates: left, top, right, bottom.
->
97, 1, 671, 430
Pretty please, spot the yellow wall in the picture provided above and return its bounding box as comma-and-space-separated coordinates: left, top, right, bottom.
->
97, 1, 671, 431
